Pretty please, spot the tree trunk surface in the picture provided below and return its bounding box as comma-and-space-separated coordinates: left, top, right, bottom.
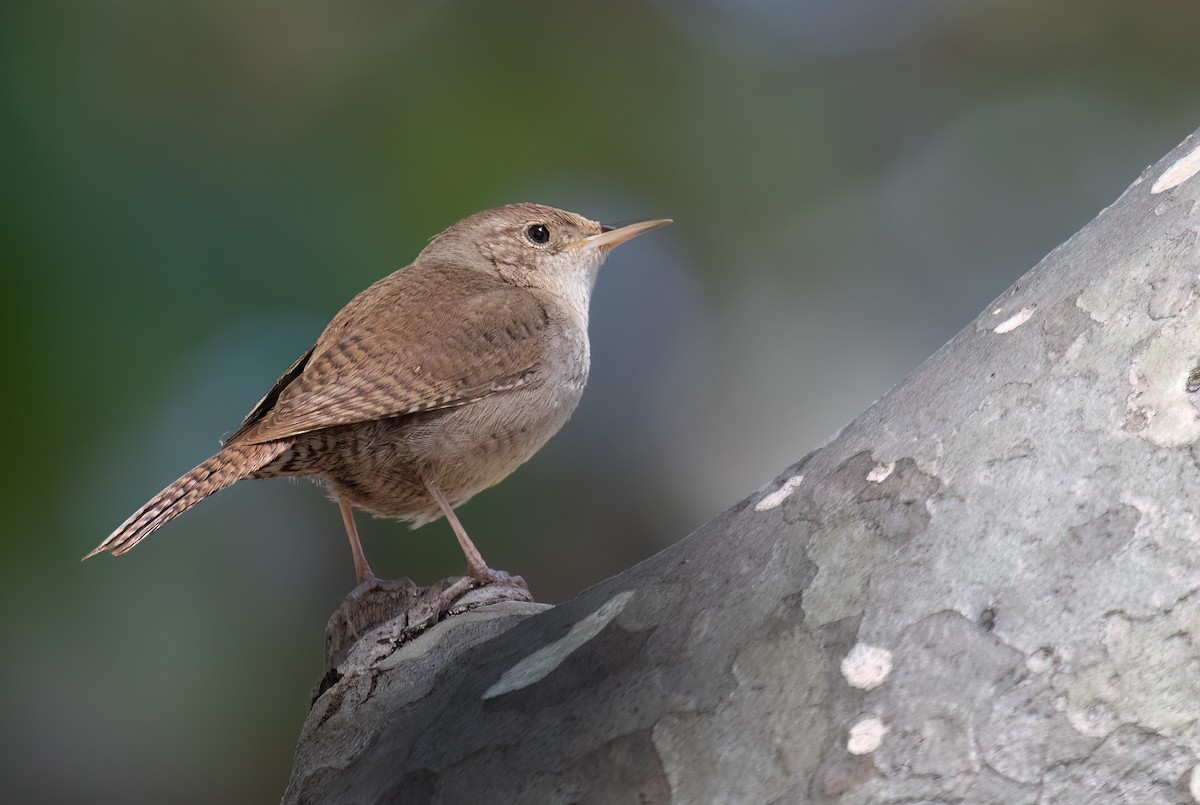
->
284, 128, 1200, 805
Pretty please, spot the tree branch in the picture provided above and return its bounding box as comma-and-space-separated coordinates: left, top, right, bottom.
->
284, 127, 1200, 804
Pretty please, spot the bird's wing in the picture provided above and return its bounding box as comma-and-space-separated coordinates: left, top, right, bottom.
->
225, 346, 315, 444
228, 264, 550, 445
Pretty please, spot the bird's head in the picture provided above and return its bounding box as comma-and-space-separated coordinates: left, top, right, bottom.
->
418, 202, 671, 317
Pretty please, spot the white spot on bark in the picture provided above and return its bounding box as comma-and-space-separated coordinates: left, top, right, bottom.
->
866, 462, 894, 483
841, 644, 893, 689
483, 590, 634, 699
1076, 294, 1108, 323
1189, 765, 1200, 801
993, 306, 1035, 334
1025, 647, 1056, 674
1125, 321, 1200, 447
1063, 333, 1087, 363
1151, 143, 1200, 194
1065, 700, 1120, 738
847, 717, 888, 755
755, 475, 804, 511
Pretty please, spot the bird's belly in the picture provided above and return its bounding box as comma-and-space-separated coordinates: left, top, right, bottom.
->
316, 378, 586, 523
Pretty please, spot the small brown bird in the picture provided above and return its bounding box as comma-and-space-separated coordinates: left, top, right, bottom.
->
86, 203, 670, 587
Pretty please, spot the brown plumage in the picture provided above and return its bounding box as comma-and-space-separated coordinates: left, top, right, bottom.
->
86, 203, 671, 586
95, 442, 288, 557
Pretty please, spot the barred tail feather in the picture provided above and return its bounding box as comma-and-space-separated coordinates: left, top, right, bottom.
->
85, 441, 289, 559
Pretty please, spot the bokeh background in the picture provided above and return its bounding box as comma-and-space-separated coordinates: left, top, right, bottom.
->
3, 0, 1199, 801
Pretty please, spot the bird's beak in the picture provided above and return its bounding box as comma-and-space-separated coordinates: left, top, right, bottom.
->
569, 218, 673, 251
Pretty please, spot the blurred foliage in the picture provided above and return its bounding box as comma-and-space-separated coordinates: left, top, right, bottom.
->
2, 0, 1199, 801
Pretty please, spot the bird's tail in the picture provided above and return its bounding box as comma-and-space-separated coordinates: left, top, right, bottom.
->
84, 441, 289, 559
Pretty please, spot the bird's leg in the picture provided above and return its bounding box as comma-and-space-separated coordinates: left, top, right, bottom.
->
339, 498, 376, 586
423, 479, 500, 583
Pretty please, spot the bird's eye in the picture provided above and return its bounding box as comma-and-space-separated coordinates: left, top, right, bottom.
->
525, 223, 550, 244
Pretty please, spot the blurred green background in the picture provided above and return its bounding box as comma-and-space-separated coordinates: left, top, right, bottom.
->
3, 0, 1198, 801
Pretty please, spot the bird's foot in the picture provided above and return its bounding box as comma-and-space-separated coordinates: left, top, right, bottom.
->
347, 573, 414, 603
338, 576, 419, 642
438, 568, 530, 612
318, 570, 538, 703
469, 566, 528, 589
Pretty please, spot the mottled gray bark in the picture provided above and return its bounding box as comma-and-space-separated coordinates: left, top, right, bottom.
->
284, 128, 1200, 805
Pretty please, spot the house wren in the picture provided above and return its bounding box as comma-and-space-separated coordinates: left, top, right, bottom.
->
86, 203, 671, 586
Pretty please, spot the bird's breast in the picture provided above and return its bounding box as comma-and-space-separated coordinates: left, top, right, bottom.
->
306, 319, 591, 521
